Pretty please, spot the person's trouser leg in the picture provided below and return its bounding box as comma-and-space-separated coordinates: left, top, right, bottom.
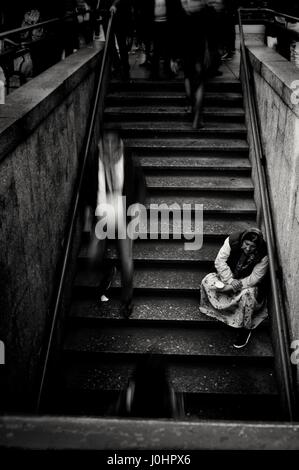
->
225, 12, 236, 53
151, 23, 161, 77
115, 27, 130, 76
192, 79, 204, 129
102, 17, 122, 73
205, 7, 221, 73
152, 22, 168, 77
117, 235, 133, 304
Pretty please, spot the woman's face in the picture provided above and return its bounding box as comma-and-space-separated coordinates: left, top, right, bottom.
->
241, 239, 257, 256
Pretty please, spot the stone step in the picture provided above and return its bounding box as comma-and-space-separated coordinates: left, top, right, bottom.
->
145, 174, 253, 191
62, 358, 277, 396
184, 394, 282, 421
131, 149, 249, 159
54, 389, 281, 421
125, 138, 249, 154
85, 189, 255, 215
137, 155, 251, 172
76, 260, 270, 296
79, 240, 221, 265
82, 219, 254, 250
110, 79, 242, 93
63, 324, 274, 360
106, 91, 243, 107
69, 296, 218, 323
74, 265, 206, 293
146, 192, 256, 214
69, 296, 269, 328
83, 216, 256, 240
105, 121, 247, 138
105, 107, 245, 122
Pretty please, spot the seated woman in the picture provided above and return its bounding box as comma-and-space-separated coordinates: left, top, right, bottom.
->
199, 228, 269, 348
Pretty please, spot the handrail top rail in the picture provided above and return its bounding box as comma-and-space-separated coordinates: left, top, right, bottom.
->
239, 7, 299, 24
0, 8, 94, 41
1, 6, 298, 42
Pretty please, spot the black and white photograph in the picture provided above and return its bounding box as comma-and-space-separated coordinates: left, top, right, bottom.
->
0, 0, 299, 458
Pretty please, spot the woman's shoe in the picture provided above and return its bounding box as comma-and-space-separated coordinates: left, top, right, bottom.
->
233, 329, 252, 349
99, 266, 116, 301
104, 265, 116, 291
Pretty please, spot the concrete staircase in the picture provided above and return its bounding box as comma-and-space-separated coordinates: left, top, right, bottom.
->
51, 76, 282, 421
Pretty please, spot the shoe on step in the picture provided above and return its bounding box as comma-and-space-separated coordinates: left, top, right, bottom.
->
120, 299, 134, 319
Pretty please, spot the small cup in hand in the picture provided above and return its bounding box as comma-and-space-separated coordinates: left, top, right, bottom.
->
215, 280, 225, 291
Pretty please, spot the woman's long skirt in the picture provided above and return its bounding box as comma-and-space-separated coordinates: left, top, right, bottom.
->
199, 273, 268, 330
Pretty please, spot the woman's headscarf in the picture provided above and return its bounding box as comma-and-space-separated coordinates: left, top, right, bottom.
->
229, 228, 267, 279
240, 227, 264, 249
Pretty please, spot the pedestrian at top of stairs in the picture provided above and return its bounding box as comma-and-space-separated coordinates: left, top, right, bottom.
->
199, 228, 269, 349
100, 0, 134, 80
176, 0, 209, 128
221, 0, 237, 60
149, 0, 183, 79
169, 0, 226, 128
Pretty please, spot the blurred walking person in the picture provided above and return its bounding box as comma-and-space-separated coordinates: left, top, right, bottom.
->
100, 0, 132, 79
87, 131, 146, 318
221, 0, 237, 60
151, 0, 170, 78
179, 0, 209, 128
134, 0, 153, 68
150, 0, 182, 79
205, 0, 224, 74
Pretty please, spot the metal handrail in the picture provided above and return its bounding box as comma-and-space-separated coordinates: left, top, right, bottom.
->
240, 8, 299, 24
0, 9, 94, 41
238, 7, 297, 421
36, 9, 115, 413
0, 8, 98, 97
0, 17, 67, 41
243, 7, 299, 42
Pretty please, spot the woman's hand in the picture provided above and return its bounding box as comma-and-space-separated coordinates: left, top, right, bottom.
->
217, 284, 234, 293
170, 59, 179, 75
231, 279, 242, 293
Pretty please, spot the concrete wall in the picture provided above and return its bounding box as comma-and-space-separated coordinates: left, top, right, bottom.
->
0, 46, 104, 410
245, 45, 299, 386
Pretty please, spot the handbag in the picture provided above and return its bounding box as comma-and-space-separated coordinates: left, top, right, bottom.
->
14, 52, 33, 79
